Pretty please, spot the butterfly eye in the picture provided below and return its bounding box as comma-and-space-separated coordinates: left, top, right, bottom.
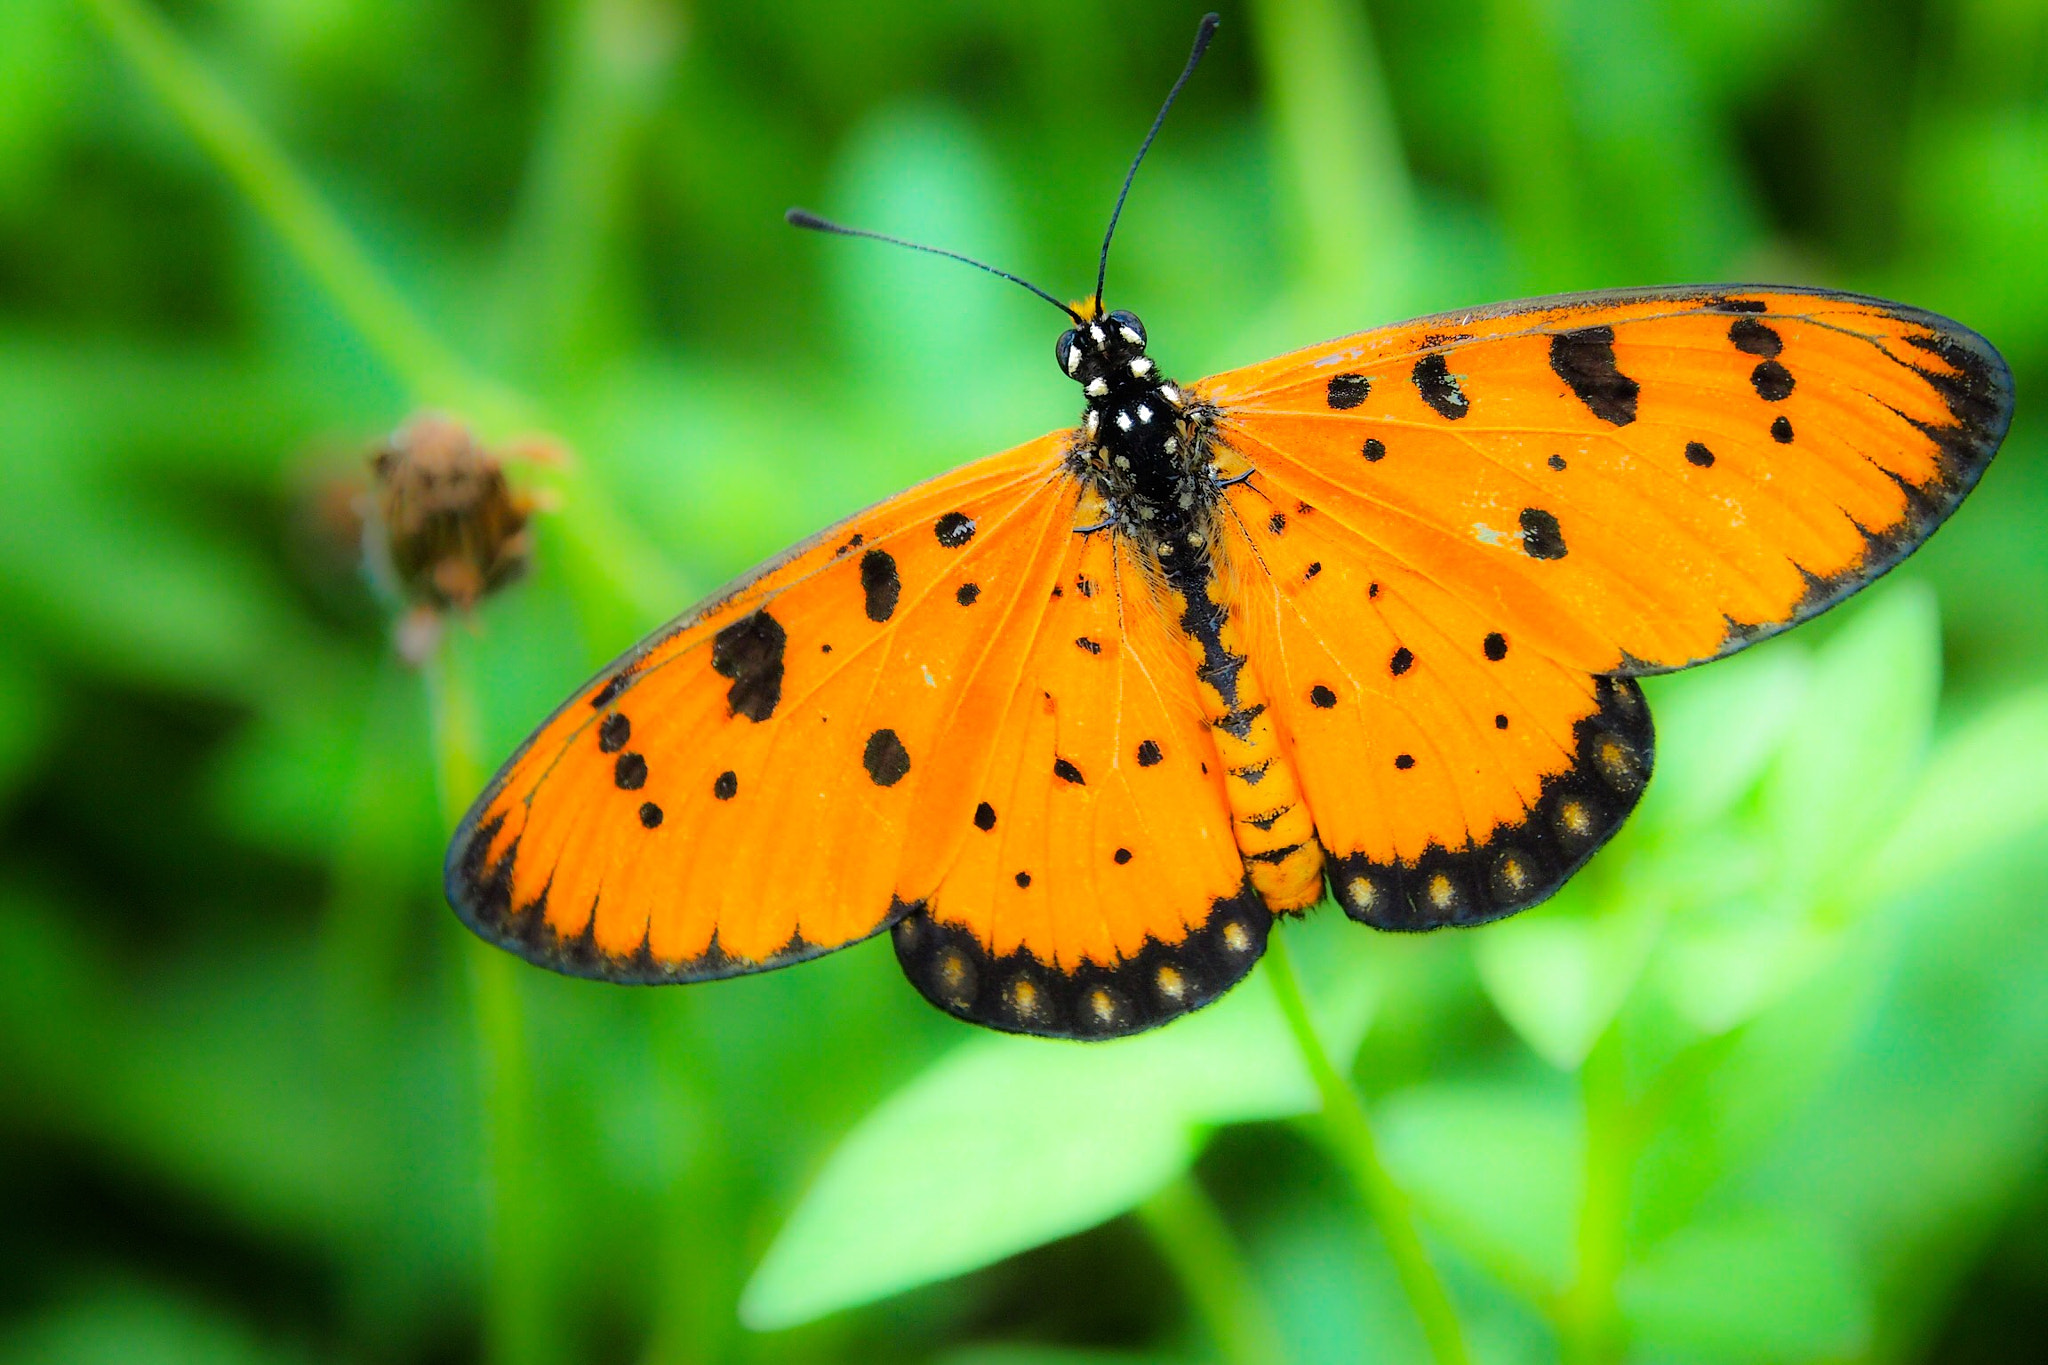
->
1056, 330, 1081, 377
1109, 310, 1147, 349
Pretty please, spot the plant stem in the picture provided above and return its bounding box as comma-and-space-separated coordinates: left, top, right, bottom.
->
1560, 1028, 1630, 1365
79, 0, 687, 635
1136, 1173, 1290, 1365
1246, 0, 1418, 325
1263, 931, 1472, 1365
79, 0, 508, 418
425, 640, 553, 1365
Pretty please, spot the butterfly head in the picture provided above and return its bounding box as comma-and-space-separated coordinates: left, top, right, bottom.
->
1057, 310, 1154, 396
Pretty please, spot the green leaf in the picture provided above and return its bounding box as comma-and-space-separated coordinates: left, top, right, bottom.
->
1759, 581, 1942, 901
1858, 686, 2048, 902
1617, 1210, 1870, 1363
739, 916, 1374, 1331
1376, 1076, 1579, 1295
1656, 584, 1943, 1033
0, 1282, 305, 1365
1471, 886, 1662, 1071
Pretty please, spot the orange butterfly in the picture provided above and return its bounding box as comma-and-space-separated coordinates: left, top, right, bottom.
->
445, 16, 2011, 1039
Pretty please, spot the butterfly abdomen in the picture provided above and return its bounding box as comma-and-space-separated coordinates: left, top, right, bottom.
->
1161, 551, 1325, 911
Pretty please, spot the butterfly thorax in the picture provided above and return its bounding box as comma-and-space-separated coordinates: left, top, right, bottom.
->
1056, 310, 1219, 560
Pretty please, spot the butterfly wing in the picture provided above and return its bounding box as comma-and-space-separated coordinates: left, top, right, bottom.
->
892, 515, 1269, 1038
446, 432, 1081, 978
1202, 286, 2011, 675
447, 429, 1268, 1037
1200, 286, 2010, 928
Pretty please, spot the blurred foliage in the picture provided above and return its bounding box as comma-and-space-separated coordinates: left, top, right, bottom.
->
2, 1, 2045, 1363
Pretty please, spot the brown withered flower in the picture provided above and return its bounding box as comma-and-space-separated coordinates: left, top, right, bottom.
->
363, 413, 546, 662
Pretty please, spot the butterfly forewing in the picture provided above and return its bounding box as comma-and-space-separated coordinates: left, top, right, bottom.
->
447, 433, 1074, 978
1200, 286, 2011, 675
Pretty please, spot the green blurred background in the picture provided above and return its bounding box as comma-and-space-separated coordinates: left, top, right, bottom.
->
4, 1, 2047, 1362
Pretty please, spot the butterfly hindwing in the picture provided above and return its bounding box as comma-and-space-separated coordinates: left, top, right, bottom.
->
1216, 480, 1652, 929
894, 507, 1270, 1038
1201, 286, 2011, 676
445, 433, 1076, 980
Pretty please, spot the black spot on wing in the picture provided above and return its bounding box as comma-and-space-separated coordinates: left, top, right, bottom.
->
1333, 677, 1653, 931
1053, 757, 1086, 785
598, 713, 630, 752
1751, 360, 1796, 402
934, 512, 975, 547
1685, 441, 1716, 468
614, 753, 647, 790
1310, 684, 1337, 708
863, 728, 911, 786
713, 770, 737, 800
711, 610, 786, 722
1389, 648, 1413, 676
1771, 415, 1795, 443
1412, 353, 1470, 420
1483, 632, 1507, 661
974, 801, 996, 831
638, 802, 663, 829
891, 884, 1272, 1039
860, 549, 901, 622
1729, 318, 1782, 357
1362, 438, 1386, 462
1520, 507, 1568, 559
1327, 373, 1371, 409
1549, 325, 1639, 426
956, 582, 981, 606
1137, 740, 1163, 767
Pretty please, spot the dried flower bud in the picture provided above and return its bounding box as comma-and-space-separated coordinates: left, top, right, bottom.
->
362, 413, 544, 662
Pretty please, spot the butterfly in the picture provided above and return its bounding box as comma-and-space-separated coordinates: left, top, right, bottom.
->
444, 15, 2012, 1040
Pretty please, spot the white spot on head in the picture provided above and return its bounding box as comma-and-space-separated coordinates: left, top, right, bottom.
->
1065, 343, 1082, 375
1130, 357, 1154, 377
1089, 324, 1106, 346
1158, 383, 1181, 406
1086, 377, 1109, 397
1115, 410, 1134, 432
1119, 325, 1143, 346
1085, 410, 1100, 436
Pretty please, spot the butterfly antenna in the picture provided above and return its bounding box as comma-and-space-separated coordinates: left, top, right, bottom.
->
786, 209, 1084, 324
1094, 12, 1220, 317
